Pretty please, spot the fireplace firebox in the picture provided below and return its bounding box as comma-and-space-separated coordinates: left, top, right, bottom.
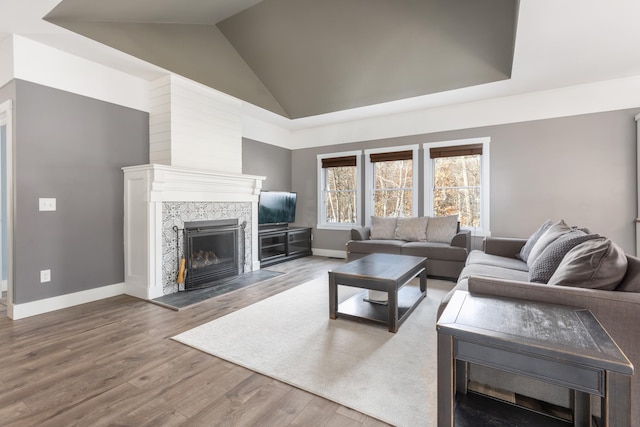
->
183, 219, 245, 290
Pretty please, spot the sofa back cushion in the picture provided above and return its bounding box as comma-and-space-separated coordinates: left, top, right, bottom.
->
518, 219, 553, 262
527, 220, 573, 267
547, 238, 628, 290
426, 214, 459, 243
370, 216, 398, 240
528, 231, 600, 283
394, 216, 428, 241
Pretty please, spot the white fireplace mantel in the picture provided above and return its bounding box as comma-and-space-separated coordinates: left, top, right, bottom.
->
123, 164, 265, 300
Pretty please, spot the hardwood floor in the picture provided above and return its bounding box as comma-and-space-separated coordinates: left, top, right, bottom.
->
0, 256, 391, 427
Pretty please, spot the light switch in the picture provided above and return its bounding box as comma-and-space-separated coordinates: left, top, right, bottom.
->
40, 269, 51, 283
39, 198, 56, 211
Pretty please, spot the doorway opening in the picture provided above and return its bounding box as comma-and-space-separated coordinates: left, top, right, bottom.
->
0, 99, 13, 318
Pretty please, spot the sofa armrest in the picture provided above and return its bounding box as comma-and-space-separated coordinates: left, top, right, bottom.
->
468, 275, 640, 307
451, 229, 471, 253
482, 237, 527, 259
351, 226, 370, 241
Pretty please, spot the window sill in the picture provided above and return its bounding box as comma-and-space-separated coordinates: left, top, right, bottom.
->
463, 228, 491, 238
317, 223, 356, 231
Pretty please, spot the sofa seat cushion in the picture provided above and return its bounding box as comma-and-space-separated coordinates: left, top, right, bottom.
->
466, 250, 529, 272
459, 264, 530, 283
401, 241, 468, 262
347, 239, 405, 255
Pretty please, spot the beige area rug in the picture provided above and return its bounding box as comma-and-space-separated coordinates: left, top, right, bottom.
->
172, 275, 454, 427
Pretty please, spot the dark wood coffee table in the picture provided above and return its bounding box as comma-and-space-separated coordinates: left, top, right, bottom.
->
328, 253, 427, 332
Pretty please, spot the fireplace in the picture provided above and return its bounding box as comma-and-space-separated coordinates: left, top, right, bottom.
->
183, 219, 246, 290
122, 164, 264, 299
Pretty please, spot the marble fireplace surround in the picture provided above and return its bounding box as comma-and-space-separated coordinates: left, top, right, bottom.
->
123, 164, 265, 300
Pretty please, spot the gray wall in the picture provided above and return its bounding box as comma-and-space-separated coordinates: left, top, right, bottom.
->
14, 80, 149, 303
292, 109, 639, 255
242, 137, 292, 191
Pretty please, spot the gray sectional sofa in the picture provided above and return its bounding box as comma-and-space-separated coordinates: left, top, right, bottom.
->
438, 221, 640, 425
346, 215, 471, 280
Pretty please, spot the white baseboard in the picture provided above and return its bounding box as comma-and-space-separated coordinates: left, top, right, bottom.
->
9, 282, 125, 320
123, 281, 165, 300
312, 248, 347, 259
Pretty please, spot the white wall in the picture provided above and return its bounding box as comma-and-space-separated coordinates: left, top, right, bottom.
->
11, 35, 149, 112
0, 36, 14, 89
288, 75, 640, 149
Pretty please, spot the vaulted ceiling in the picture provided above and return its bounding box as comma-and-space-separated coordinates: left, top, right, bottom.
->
44, 0, 518, 119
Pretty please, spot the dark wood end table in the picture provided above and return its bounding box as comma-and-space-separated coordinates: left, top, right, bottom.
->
436, 290, 634, 427
328, 253, 427, 333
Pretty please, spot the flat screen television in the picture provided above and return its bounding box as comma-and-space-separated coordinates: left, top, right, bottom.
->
258, 191, 297, 225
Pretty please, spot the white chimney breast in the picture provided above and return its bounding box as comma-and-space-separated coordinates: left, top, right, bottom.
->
149, 75, 242, 173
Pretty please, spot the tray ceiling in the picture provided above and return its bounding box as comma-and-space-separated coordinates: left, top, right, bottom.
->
45, 0, 518, 119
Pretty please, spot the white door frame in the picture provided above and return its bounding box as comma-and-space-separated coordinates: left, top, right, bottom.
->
0, 99, 14, 318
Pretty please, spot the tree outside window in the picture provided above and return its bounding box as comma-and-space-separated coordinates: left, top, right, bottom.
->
373, 159, 413, 217
428, 141, 487, 231
366, 147, 417, 220
319, 154, 359, 226
324, 166, 357, 223
433, 155, 480, 227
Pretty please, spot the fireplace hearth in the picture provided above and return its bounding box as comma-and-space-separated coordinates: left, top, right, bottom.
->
183, 219, 246, 290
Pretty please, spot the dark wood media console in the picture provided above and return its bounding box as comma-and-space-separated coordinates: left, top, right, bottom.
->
258, 226, 312, 267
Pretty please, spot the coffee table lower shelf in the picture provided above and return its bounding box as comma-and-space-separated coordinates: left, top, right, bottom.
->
454, 392, 572, 427
336, 286, 424, 328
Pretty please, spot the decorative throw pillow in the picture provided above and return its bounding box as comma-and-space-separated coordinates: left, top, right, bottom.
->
527, 220, 573, 268
615, 255, 640, 292
394, 217, 428, 241
370, 216, 398, 240
548, 238, 628, 290
426, 214, 458, 243
528, 231, 600, 283
518, 219, 553, 262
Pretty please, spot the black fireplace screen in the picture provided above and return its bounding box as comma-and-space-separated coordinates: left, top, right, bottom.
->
183, 219, 245, 290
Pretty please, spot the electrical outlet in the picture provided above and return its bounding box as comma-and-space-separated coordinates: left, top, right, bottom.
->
40, 269, 51, 283
39, 198, 56, 211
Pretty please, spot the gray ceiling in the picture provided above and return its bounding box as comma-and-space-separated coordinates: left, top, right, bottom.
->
45, 0, 518, 119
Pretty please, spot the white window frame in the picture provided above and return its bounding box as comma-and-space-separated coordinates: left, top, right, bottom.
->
317, 150, 362, 230
364, 144, 419, 225
423, 137, 491, 236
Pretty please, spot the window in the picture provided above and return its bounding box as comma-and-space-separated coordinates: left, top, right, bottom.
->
317, 151, 361, 229
365, 145, 419, 222
424, 138, 490, 235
